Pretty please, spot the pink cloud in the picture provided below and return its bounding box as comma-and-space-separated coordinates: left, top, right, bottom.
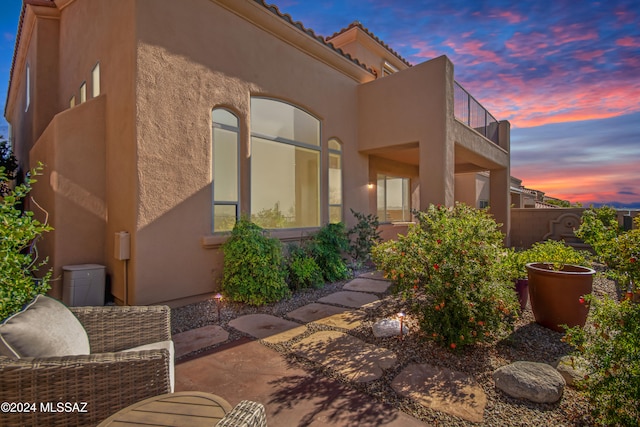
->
573, 50, 605, 62
616, 36, 640, 47
549, 24, 598, 45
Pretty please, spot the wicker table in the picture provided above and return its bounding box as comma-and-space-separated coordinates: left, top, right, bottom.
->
97, 391, 233, 426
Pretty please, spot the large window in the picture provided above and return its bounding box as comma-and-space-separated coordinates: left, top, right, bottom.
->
250, 97, 320, 229
377, 174, 410, 222
328, 138, 342, 223
212, 108, 240, 232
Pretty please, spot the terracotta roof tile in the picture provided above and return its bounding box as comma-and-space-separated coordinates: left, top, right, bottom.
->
255, 1, 375, 74
327, 21, 413, 68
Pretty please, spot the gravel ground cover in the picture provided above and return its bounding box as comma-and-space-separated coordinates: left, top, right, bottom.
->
171, 271, 616, 426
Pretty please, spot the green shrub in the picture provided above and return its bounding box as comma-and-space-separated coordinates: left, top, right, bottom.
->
347, 209, 381, 268
285, 244, 324, 291
221, 218, 290, 305
564, 296, 640, 426
372, 203, 518, 349
307, 222, 349, 282
1, 165, 53, 321
521, 239, 591, 270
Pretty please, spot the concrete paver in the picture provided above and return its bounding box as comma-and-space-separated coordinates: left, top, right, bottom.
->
317, 291, 380, 308
343, 277, 391, 293
357, 270, 387, 281
229, 314, 306, 343
291, 330, 397, 383
173, 325, 229, 359
391, 363, 487, 423
313, 310, 365, 330
287, 303, 350, 323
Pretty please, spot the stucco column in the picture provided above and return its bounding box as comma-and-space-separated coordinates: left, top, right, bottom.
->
491, 120, 511, 245
418, 57, 455, 210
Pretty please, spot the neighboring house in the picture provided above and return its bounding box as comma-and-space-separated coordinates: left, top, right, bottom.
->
5, 0, 511, 306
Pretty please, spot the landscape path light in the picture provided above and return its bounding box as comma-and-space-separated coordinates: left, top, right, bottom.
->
397, 312, 405, 341
214, 293, 223, 322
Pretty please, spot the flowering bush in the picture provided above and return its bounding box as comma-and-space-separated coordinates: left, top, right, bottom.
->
372, 203, 518, 349
564, 295, 640, 426
520, 239, 591, 270
576, 207, 639, 294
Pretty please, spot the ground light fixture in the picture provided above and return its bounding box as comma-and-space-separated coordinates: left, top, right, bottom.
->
214, 293, 223, 322
397, 312, 405, 341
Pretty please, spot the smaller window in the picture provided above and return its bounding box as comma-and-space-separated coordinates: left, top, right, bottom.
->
328, 138, 343, 223
80, 82, 87, 103
212, 108, 240, 232
377, 174, 410, 222
69, 96, 76, 108
479, 200, 489, 209
25, 63, 30, 112
91, 63, 100, 98
382, 62, 398, 77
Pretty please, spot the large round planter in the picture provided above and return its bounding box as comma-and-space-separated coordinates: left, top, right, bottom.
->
526, 263, 595, 332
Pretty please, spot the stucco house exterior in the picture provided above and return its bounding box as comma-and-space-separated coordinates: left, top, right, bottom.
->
5, 0, 511, 306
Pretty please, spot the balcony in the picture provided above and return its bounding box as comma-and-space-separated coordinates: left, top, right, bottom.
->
454, 81, 499, 145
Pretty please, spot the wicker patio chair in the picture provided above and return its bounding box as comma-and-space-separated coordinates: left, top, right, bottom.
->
0, 304, 173, 427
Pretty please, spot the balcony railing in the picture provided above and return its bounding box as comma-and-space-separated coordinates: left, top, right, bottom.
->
454, 81, 499, 145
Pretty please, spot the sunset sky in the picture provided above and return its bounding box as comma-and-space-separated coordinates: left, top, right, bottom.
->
1, 0, 639, 207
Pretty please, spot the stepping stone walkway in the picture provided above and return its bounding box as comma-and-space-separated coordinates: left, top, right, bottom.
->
392, 363, 487, 423
178, 272, 491, 423
317, 291, 380, 308
291, 330, 397, 383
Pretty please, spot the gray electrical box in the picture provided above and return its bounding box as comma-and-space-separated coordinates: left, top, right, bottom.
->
62, 264, 106, 306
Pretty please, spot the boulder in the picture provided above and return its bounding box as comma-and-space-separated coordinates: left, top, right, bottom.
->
372, 318, 408, 338
493, 361, 565, 403
554, 355, 588, 387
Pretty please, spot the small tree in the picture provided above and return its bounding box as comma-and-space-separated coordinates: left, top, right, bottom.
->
372, 203, 518, 350
1, 164, 53, 320
0, 136, 19, 196
347, 209, 381, 269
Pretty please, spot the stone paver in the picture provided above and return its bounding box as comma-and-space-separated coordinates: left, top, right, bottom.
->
229, 314, 306, 343
392, 363, 487, 423
343, 277, 391, 293
317, 291, 380, 308
291, 330, 396, 383
358, 270, 387, 281
287, 303, 350, 323
173, 324, 229, 359
313, 310, 365, 330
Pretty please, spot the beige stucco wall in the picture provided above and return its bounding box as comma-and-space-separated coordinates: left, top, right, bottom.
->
29, 96, 107, 299
131, 0, 374, 304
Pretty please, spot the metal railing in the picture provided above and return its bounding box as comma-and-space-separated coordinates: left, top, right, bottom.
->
454, 81, 499, 145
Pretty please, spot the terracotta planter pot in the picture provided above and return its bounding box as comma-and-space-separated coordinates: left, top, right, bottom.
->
526, 263, 595, 332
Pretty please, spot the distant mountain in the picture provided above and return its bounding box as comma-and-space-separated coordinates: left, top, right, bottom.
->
588, 201, 640, 210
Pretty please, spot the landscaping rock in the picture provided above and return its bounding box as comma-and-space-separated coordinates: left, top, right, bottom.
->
493, 361, 565, 403
372, 318, 408, 338
554, 355, 588, 387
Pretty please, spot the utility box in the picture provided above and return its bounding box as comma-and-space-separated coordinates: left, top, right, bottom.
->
62, 264, 106, 306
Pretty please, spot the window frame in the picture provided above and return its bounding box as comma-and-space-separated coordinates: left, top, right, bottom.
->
328, 138, 343, 223
211, 107, 241, 233
250, 97, 321, 229
377, 173, 411, 223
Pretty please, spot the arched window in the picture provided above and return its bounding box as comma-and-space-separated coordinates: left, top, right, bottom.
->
328, 138, 343, 223
212, 108, 239, 232
250, 97, 320, 229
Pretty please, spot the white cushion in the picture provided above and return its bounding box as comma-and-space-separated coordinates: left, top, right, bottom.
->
121, 340, 175, 392
0, 295, 90, 359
